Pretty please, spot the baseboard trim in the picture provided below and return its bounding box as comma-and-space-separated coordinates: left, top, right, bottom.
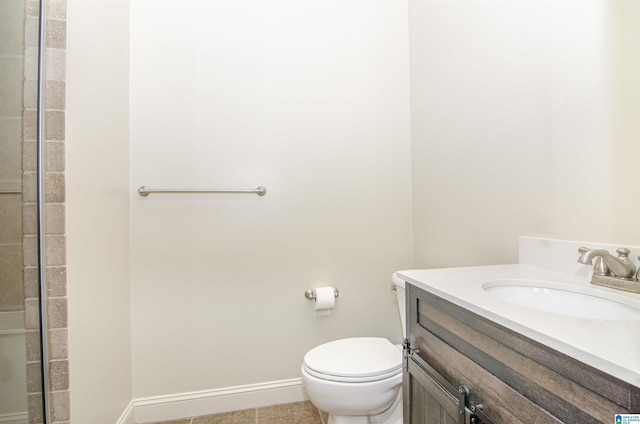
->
0, 411, 28, 424
133, 378, 307, 423
115, 400, 135, 424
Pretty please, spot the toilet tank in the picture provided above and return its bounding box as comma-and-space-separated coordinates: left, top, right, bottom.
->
391, 273, 406, 338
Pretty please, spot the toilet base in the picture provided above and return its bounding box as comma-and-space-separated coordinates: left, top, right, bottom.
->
327, 389, 402, 424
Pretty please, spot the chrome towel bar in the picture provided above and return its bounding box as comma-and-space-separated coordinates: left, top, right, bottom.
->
137, 186, 267, 197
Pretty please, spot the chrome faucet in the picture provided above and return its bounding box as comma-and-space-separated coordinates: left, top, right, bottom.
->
577, 247, 640, 293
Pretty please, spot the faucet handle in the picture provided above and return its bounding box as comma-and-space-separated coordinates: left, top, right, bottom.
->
616, 247, 631, 258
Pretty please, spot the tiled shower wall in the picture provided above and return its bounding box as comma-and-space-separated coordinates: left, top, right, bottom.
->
0, 0, 26, 312
22, 0, 69, 423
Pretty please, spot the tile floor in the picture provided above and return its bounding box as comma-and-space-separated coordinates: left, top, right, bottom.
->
145, 401, 328, 424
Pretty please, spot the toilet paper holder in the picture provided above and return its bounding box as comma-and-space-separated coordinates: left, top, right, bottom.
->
305, 287, 339, 300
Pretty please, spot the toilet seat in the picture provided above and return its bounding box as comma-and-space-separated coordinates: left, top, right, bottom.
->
303, 337, 402, 383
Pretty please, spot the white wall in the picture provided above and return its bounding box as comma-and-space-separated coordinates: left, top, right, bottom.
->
410, 0, 640, 268
63, 0, 640, 416
129, 0, 412, 398
65, 0, 132, 422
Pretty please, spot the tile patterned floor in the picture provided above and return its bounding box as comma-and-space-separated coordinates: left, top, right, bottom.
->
145, 401, 328, 424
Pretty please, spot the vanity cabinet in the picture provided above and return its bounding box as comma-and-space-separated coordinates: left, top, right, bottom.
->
403, 283, 640, 423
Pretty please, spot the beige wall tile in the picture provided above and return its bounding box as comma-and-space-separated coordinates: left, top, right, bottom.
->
39, 2, 69, 423
25, 329, 41, 361
24, 47, 39, 80
0, 57, 25, 117
0, 118, 23, 181
23, 141, 37, 172
25, 297, 40, 329
26, 0, 40, 17
46, 203, 65, 233
23, 203, 38, 235
46, 142, 65, 172
46, 19, 66, 49
48, 328, 68, 360
0, 194, 23, 242
23, 171, 37, 203
27, 361, 44, 393
24, 266, 39, 298
28, 392, 44, 423
45, 234, 66, 266
47, 0, 66, 20
45, 48, 65, 81
25, 16, 40, 49
0, 243, 24, 308
45, 173, 65, 203
23, 109, 37, 141
51, 390, 70, 421
47, 297, 67, 328
14, 1, 71, 421
23, 234, 38, 267
24, 77, 39, 110
46, 266, 66, 296
46, 80, 65, 110
50, 360, 69, 391
45, 111, 65, 141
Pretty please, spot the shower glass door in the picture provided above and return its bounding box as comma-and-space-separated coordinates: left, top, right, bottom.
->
0, 1, 46, 423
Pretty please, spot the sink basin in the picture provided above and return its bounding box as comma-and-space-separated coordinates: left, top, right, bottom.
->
483, 280, 640, 320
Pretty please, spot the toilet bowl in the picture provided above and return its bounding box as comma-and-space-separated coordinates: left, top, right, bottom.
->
301, 275, 406, 424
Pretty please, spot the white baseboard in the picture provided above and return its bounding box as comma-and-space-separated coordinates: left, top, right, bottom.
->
115, 400, 135, 424
0, 411, 28, 424
133, 378, 307, 423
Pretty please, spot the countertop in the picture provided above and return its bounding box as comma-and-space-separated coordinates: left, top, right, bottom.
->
397, 264, 640, 387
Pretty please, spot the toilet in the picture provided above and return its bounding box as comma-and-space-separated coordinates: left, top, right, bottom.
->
301, 274, 406, 424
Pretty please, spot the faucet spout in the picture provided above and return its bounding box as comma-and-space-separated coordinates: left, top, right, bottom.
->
577, 247, 637, 279
577, 248, 611, 265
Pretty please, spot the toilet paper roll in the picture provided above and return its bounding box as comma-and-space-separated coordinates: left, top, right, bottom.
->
314, 287, 336, 311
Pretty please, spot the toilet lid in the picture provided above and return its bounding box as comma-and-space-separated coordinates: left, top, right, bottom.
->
303, 337, 402, 382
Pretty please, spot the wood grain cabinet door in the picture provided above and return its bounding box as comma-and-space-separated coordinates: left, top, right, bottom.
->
405, 354, 461, 424
404, 347, 496, 424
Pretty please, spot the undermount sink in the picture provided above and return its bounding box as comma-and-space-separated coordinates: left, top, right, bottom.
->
483, 280, 640, 320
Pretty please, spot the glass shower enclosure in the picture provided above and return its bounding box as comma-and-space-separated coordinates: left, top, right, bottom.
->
0, 1, 50, 422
